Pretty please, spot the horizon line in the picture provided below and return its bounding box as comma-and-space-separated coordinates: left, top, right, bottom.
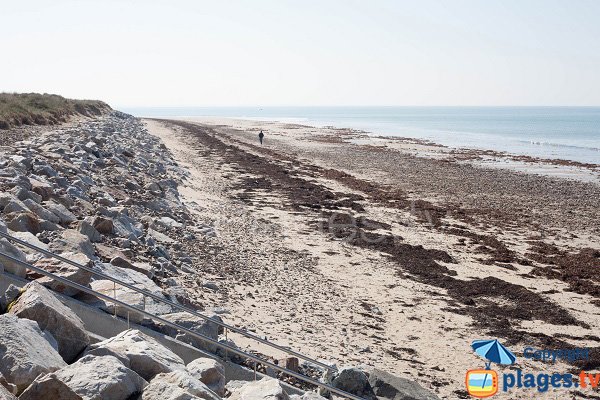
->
116, 104, 600, 109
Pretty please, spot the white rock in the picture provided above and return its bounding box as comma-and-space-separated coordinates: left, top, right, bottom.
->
0, 314, 66, 393
142, 370, 219, 400
20, 355, 147, 400
84, 329, 185, 381
17, 374, 81, 400
228, 378, 290, 400
9, 282, 90, 363
186, 358, 225, 396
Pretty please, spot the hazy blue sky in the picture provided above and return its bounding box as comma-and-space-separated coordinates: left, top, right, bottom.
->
2, 0, 599, 107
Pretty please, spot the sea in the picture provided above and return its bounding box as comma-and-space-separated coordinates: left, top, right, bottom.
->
122, 107, 600, 165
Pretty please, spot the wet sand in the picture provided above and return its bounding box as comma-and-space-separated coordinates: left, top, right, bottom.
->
145, 117, 600, 399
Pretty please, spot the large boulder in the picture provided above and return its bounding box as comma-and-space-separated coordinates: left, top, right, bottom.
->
9, 282, 90, 362
228, 378, 289, 400
331, 367, 376, 400
84, 329, 185, 381
0, 314, 66, 393
366, 368, 441, 400
19, 355, 147, 400
142, 370, 219, 400
18, 374, 82, 400
34, 252, 95, 296
186, 358, 225, 396
89, 263, 172, 322
49, 229, 95, 259
0, 238, 27, 277
158, 312, 223, 353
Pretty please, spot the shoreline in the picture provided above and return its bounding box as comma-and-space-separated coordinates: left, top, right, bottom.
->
144, 117, 600, 399
158, 116, 600, 185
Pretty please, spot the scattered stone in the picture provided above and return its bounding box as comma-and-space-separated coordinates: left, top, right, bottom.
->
9, 282, 90, 362
0, 314, 66, 394
279, 357, 299, 373
9, 231, 48, 252
202, 281, 219, 291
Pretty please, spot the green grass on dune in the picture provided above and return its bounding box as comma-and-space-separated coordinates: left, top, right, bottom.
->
0, 92, 111, 129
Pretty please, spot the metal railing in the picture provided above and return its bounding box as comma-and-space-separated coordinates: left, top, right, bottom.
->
0, 231, 363, 400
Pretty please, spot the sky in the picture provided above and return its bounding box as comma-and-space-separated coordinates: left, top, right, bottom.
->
1, 0, 600, 107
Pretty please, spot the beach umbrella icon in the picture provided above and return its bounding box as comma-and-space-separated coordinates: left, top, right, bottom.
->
472, 339, 516, 367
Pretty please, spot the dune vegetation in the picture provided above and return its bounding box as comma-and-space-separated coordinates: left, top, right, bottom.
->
0, 93, 111, 129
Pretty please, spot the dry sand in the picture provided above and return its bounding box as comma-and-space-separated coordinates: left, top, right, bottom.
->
145, 117, 600, 399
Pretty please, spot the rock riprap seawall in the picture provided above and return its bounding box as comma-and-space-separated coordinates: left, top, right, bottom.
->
0, 113, 440, 400
0, 112, 214, 315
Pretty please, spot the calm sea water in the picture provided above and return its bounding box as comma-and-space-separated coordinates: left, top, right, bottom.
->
123, 107, 600, 164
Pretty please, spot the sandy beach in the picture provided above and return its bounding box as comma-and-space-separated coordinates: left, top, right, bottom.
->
144, 117, 600, 399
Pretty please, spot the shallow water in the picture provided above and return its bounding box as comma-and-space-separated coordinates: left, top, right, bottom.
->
125, 106, 600, 164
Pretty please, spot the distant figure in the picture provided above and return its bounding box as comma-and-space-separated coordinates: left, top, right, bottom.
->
258, 130, 265, 145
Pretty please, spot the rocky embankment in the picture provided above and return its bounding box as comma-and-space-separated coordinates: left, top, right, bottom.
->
0, 113, 439, 400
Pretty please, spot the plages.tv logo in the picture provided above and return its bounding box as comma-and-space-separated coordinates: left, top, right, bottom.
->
466, 339, 516, 398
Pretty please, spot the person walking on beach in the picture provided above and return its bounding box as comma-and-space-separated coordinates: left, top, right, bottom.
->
258, 130, 265, 145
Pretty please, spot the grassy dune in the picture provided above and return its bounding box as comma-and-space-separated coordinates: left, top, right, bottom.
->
0, 93, 111, 129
